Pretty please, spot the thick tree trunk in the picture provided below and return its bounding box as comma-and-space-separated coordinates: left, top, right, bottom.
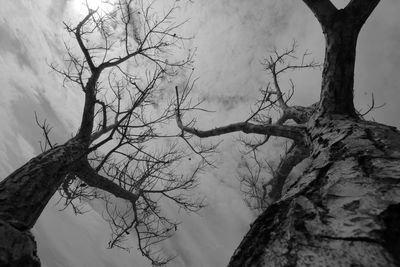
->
319, 18, 359, 116
0, 138, 86, 229
305, 0, 381, 117
0, 137, 87, 266
229, 116, 400, 266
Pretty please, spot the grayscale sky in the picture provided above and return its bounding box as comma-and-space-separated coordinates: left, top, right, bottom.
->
0, 1, 399, 266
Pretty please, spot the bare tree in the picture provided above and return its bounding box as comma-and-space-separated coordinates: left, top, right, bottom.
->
0, 1, 204, 266
177, 0, 400, 266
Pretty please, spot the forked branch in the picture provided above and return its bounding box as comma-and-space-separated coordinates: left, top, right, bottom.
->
175, 43, 318, 214
73, 160, 139, 203
175, 86, 306, 143
302, 0, 381, 33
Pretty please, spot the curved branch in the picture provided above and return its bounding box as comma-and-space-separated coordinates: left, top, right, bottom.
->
177, 118, 306, 143
175, 86, 306, 143
267, 143, 309, 201
95, 99, 108, 130
302, 0, 381, 33
345, 0, 381, 29
278, 102, 319, 125
90, 123, 117, 143
74, 10, 97, 72
263, 43, 320, 125
73, 161, 139, 203
99, 51, 140, 70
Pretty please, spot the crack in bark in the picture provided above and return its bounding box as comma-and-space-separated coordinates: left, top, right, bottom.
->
357, 156, 372, 177
228, 200, 292, 267
0, 219, 40, 267
302, 163, 332, 224
317, 234, 381, 245
269, 143, 310, 201
380, 203, 400, 265
365, 128, 389, 156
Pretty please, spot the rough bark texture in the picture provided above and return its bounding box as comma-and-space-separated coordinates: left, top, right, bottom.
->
0, 138, 86, 230
0, 220, 40, 267
316, 0, 380, 116
268, 143, 309, 201
229, 116, 400, 266
319, 17, 359, 116
0, 138, 86, 266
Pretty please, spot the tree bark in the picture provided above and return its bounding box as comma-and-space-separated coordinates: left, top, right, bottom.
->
306, 0, 381, 117
318, 16, 360, 116
229, 116, 400, 266
0, 138, 87, 266
0, 220, 40, 267
228, 2, 393, 265
268, 143, 309, 202
0, 138, 87, 230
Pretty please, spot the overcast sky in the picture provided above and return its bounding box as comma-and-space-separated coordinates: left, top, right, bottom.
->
0, 0, 399, 266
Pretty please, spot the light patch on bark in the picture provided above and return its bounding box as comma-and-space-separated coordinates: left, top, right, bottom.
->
229, 116, 400, 266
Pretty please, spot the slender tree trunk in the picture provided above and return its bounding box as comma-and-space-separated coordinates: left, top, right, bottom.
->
229, 116, 400, 266
0, 137, 86, 266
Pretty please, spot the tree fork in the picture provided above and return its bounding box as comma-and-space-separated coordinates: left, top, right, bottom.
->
319, 17, 359, 116
305, 0, 381, 116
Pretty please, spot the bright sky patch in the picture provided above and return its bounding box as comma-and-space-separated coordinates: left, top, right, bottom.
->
73, 0, 114, 15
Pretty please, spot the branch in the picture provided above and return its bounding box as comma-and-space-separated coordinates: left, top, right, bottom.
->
34, 112, 54, 151
267, 143, 309, 201
95, 99, 108, 131
302, 0, 381, 33
262, 43, 320, 125
178, 119, 305, 143
73, 10, 97, 72
358, 93, 385, 118
74, 160, 139, 203
345, 0, 381, 29
301, 0, 337, 31
237, 150, 270, 212
90, 122, 117, 143
277, 102, 318, 125
99, 51, 140, 70
176, 86, 305, 142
